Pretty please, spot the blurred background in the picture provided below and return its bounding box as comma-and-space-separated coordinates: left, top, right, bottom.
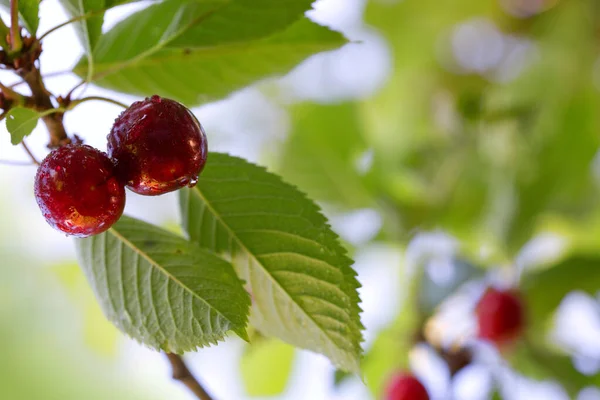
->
1, 0, 600, 398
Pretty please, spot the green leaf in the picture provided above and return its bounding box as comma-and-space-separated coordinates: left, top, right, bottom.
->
74, 215, 251, 353
277, 102, 374, 209
6, 107, 39, 145
521, 256, 600, 337
76, 12, 346, 106
240, 339, 295, 396
0, 0, 39, 34
169, 0, 314, 48
91, 0, 314, 64
179, 153, 363, 373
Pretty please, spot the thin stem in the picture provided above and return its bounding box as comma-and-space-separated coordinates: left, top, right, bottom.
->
69, 96, 128, 109
21, 141, 39, 165
165, 353, 214, 400
9, 0, 22, 52
42, 69, 75, 79
39, 12, 92, 41
37, 107, 67, 117
39, 5, 120, 42
65, 80, 86, 100
8, 70, 77, 89
8, 79, 25, 88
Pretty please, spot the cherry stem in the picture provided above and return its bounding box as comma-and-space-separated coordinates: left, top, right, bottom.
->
64, 79, 86, 100
37, 107, 67, 117
21, 141, 40, 165
165, 353, 214, 400
38, 11, 100, 42
69, 96, 128, 109
9, 0, 21, 52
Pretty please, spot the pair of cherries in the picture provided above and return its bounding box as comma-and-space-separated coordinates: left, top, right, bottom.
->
34, 95, 208, 237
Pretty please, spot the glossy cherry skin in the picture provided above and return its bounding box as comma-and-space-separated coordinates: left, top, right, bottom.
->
384, 373, 430, 400
107, 95, 208, 196
476, 287, 525, 347
34, 144, 126, 238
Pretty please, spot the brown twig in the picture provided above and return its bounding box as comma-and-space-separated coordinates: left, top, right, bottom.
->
21, 140, 40, 165
17, 65, 69, 147
165, 353, 214, 400
64, 79, 86, 100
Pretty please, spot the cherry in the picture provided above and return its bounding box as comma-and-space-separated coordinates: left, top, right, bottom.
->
476, 287, 525, 347
34, 144, 126, 238
384, 373, 430, 400
107, 95, 208, 196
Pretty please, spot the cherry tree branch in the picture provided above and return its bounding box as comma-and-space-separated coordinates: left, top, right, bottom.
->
21, 141, 40, 165
17, 65, 69, 147
165, 353, 214, 400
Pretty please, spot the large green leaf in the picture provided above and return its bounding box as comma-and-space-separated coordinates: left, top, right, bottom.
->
0, 0, 39, 34
179, 153, 363, 373
91, 0, 313, 64
169, 0, 314, 48
75, 8, 346, 105
75, 215, 251, 353
277, 102, 374, 209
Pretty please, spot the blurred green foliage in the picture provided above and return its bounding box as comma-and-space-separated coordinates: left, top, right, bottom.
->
240, 338, 295, 396
0, 241, 161, 399
270, 0, 600, 397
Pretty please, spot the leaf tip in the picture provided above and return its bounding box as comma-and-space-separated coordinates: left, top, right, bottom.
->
234, 326, 250, 343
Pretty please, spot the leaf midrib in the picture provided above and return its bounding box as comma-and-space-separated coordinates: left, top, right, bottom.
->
188, 186, 351, 353
107, 226, 234, 326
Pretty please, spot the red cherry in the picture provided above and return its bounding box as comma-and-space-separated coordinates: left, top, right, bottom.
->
384, 373, 430, 400
107, 95, 208, 196
476, 287, 525, 347
34, 144, 126, 238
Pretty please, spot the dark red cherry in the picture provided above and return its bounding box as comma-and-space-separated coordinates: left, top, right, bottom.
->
34, 144, 126, 238
476, 287, 525, 347
384, 373, 430, 400
107, 95, 208, 196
